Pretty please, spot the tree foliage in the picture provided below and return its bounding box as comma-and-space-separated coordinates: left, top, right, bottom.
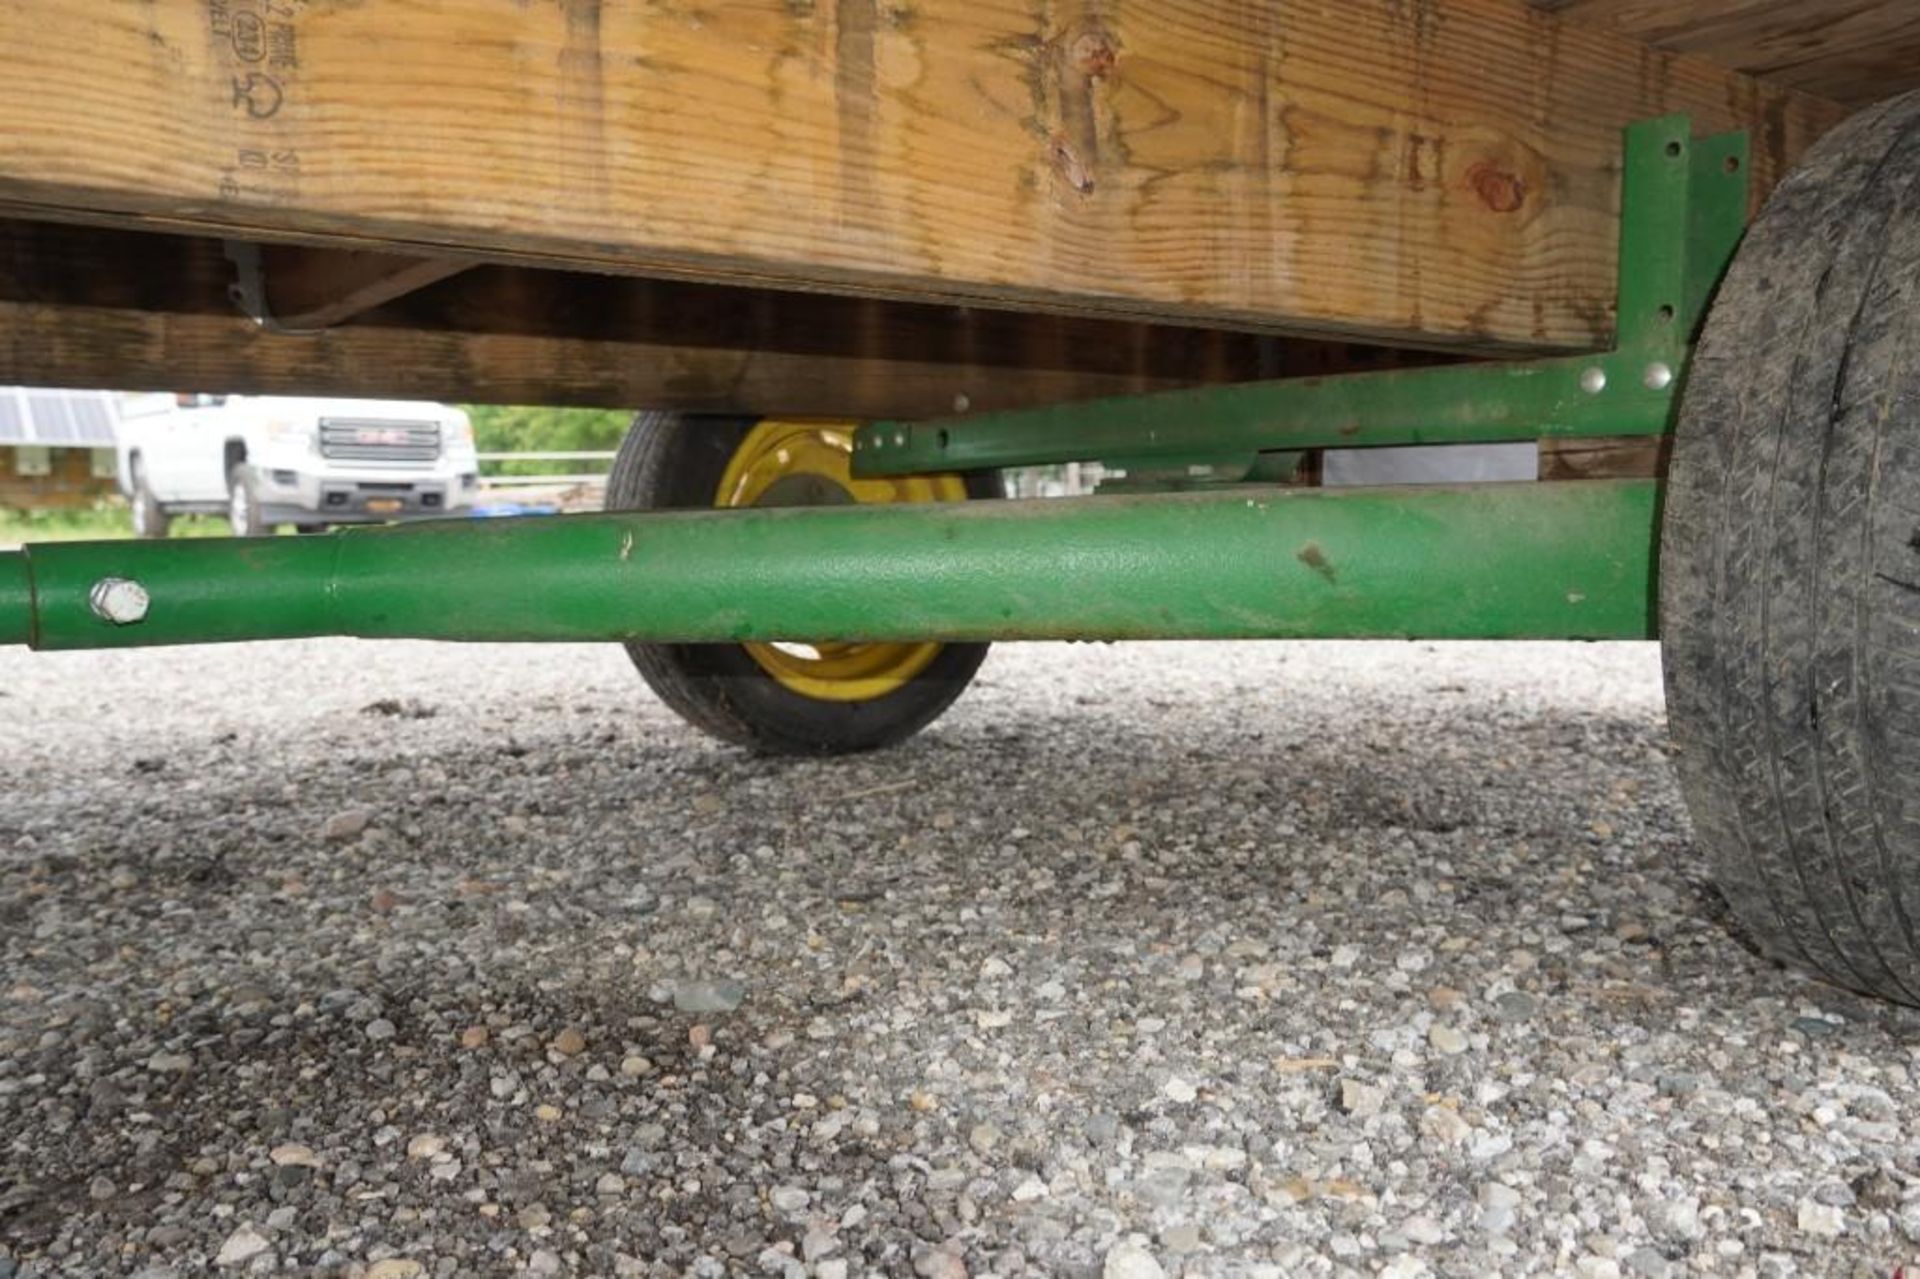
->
462, 404, 631, 475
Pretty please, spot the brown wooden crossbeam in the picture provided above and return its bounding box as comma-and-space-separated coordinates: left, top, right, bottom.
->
0, 219, 1441, 415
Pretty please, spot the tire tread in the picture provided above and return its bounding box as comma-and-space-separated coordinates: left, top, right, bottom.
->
1664, 90, 1920, 1003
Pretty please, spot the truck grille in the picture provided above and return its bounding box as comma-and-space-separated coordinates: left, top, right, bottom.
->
318, 418, 441, 465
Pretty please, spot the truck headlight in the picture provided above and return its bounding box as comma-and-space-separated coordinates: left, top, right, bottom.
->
446, 417, 474, 448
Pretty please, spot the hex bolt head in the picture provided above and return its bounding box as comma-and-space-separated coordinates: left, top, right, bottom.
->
88, 577, 150, 626
1643, 361, 1675, 391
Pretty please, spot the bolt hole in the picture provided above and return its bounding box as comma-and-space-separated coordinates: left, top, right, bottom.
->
1665, 140, 1683, 158
1724, 154, 1742, 174
1657, 304, 1675, 323
937, 428, 950, 450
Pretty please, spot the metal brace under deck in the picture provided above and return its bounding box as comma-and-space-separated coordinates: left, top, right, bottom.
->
850, 117, 1748, 478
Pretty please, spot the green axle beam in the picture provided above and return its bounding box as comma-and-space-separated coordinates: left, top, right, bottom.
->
0, 481, 1660, 651
851, 118, 1748, 477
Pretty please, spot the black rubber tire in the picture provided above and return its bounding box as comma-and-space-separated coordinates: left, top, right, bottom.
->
1662, 90, 1920, 1005
605, 412, 998, 755
226, 464, 270, 537
128, 457, 171, 540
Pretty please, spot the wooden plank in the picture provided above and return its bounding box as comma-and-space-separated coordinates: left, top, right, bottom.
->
1531, 1, 1920, 107
250, 246, 471, 330
0, 219, 1441, 417
0, 296, 1235, 418
0, 0, 1846, 354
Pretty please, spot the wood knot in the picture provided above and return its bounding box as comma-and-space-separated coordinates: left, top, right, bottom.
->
1071, 31, 1116, 78
1467, 161, 1526, 214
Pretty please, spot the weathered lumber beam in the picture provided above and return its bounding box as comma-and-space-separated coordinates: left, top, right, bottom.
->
0, 220, 1431, 416
0, 0, 1846, 354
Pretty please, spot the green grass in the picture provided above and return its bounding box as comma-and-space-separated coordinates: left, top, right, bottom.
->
0, 503, 237, 545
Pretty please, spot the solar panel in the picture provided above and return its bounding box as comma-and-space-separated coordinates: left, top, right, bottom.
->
0, 390, 24, 445
0, 387, 122, 446
25, 392, 77, 443
65, 396, 117, 446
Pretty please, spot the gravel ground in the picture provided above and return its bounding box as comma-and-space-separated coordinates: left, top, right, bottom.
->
3, 638, 1919, 1278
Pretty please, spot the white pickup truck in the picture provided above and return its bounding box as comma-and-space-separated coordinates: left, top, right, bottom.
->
115, 394, 480, 537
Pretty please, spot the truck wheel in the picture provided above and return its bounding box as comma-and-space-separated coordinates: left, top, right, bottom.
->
128, 458, 170, 540
226, 464, 270, 537
605, 413, 998, 755
1662, 90, 1920, 1004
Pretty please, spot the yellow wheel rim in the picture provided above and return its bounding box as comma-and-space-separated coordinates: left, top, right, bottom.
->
716, 419, 968, 703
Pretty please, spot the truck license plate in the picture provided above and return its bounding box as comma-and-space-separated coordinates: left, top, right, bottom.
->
365, 498, 403, 514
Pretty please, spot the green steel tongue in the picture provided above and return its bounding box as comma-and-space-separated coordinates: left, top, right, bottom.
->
0, 482, 1658, 651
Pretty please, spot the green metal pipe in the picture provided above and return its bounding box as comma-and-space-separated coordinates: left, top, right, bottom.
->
2, 481, 1661, 651
0, 549, 30, 646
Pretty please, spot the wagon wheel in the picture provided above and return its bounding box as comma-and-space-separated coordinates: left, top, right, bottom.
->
128, 456, 171, 540
1662, 90, 1920, 1004
605, 413, 999, 755
226, 464, 271, 538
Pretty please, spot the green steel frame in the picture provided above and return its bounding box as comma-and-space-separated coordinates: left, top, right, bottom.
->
0, 116, 1741, 654
850, 118, 1747, 476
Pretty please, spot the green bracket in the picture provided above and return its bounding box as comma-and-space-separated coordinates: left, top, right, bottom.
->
852, 116, 1749, 477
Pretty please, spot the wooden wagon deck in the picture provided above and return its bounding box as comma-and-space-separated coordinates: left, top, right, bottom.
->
0, 0, 1913, 415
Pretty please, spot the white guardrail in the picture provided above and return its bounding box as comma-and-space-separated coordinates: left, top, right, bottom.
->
475, 451, 616, 489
